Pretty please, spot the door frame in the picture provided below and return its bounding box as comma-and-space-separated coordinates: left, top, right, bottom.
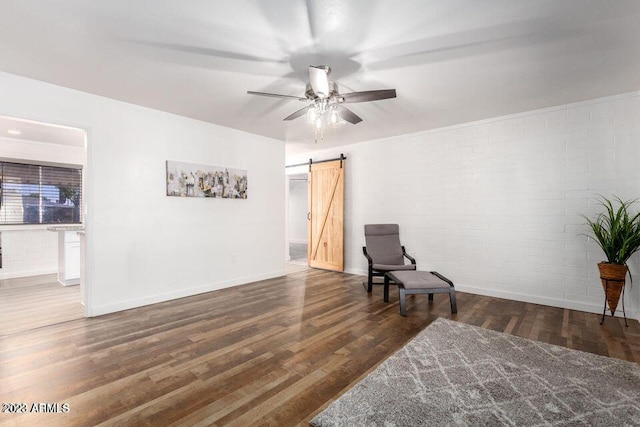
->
284, 154, 347, 270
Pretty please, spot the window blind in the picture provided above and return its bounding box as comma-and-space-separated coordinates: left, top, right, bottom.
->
0, 162, 82, 225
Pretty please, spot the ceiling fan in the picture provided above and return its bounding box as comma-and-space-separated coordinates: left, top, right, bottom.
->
247, 65, 396, 126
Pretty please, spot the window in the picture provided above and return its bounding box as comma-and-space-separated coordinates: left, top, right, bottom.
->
0, 162, 82, 225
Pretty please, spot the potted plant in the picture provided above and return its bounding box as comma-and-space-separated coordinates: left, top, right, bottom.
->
583, 196, 640, 318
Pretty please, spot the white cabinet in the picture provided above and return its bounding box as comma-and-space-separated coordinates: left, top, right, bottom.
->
62, 232, 80, 285
49, 227, 83, 286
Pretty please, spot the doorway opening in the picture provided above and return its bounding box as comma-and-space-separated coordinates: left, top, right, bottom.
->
0, 115, 87, 336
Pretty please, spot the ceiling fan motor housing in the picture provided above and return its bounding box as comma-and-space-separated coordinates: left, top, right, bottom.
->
305, 82, 339, 101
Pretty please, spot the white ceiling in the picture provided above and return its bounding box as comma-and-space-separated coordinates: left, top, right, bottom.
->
0, 1, 638, 155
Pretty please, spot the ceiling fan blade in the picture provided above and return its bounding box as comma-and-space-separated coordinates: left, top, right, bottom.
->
125, 40, 292, 76
336, 105, 362, 124
309, 65, 330, 98
247, 91, 307, 101
340, 89, 397, 103
284, 106, 311, 121
134, 41, 289, 64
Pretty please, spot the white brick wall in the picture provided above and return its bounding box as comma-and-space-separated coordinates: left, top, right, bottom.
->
288, 91, 640, 318
0, 229, 58, 279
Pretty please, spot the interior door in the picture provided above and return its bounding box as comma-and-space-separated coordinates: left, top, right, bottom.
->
308, 158, 344, 271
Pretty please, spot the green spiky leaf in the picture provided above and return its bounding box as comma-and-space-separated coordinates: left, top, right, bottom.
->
582, 196, 640, 265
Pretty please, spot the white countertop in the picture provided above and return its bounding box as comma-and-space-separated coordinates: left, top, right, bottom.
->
46, 225, 85, 232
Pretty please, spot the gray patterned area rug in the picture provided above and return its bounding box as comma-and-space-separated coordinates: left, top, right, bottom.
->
310, 318, 640, 426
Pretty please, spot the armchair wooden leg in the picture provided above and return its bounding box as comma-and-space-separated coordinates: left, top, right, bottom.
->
449, 288, 457, 314
367, 269, 373, 293
384, 275, 390, 302
399, 288, 407, 316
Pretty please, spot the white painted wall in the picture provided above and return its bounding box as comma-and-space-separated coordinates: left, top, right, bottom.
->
0, 71, 285, 316
288, 177, 308, 244
0, 136, 84, 166
288, 92, 640, 318
0, 136, 85, 279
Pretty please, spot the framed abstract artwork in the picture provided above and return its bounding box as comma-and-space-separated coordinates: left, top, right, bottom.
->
166, 161, 247, 199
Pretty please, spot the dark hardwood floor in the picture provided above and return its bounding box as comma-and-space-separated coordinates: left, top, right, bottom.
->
1, 267, 638, 426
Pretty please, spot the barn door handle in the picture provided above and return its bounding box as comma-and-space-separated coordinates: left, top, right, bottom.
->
307, 212, 311, 221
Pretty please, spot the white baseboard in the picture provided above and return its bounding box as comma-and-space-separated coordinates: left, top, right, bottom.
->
0, 268, 57, 280
345, 267, 368, 277
343, 267, 638, 320
88, 270, 286, 317
87, 266, 639, 322
289, 239, 308, 245
454, 283, 638, 319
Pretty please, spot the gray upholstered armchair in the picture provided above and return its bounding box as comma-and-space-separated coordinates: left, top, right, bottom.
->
362, 224, 416, 293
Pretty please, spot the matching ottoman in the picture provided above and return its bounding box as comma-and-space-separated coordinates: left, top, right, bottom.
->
384, 270, 457, 316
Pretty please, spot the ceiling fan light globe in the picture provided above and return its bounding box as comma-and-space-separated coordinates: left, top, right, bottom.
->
308, 108, 317, 123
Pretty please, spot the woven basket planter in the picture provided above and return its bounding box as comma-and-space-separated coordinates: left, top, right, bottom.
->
598, 262, 628, 315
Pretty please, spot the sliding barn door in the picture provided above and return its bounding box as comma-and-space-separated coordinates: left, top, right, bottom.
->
308, 159, 344, 272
